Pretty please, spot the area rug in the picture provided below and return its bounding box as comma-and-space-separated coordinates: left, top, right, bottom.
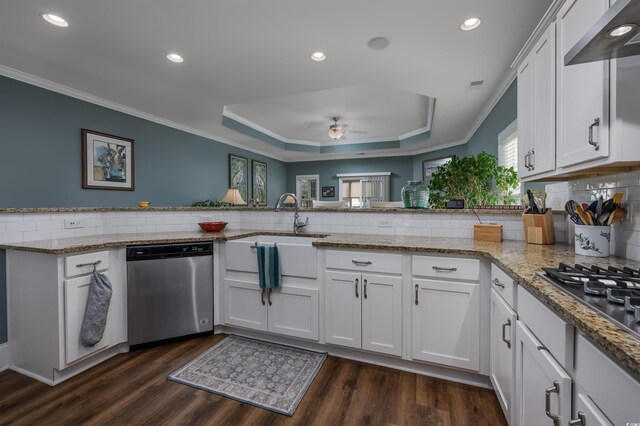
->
168, 335, 327, 416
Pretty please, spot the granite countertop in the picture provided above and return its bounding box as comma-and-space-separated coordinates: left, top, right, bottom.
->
2, 230, 638, 378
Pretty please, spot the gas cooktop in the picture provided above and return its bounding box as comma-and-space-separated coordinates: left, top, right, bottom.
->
538, 262, 640, 339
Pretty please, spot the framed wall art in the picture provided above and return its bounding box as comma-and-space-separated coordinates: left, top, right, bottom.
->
251, 160, 267, 205
322, 186, 335, 198
422, 156, 453, 186
228, 154, 249, 203
82, 129, 135, 190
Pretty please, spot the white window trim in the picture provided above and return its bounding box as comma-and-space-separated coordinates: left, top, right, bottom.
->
295, 174, 320, 202
498, 119, 520, 199
337, 172, 391, 206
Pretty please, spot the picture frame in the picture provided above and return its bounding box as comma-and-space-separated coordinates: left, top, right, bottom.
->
251, 160, 267, 205
322, 186, 335, 198
228, 154, 249, 203
422, 156, 453, 186
82, 129, 134, 191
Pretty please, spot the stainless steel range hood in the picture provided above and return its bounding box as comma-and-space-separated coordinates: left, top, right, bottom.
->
565, 0, 640, 66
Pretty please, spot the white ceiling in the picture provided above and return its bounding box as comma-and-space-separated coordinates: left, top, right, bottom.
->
0, 0, 553, 161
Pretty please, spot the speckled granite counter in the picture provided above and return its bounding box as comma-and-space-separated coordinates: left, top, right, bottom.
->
2, 231, 638, 378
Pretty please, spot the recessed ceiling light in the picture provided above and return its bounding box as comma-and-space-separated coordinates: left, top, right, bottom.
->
310, 52, 326, 62
368, 37, 390, 50
166, 53, 184, 63
461, 17, 481, 31
42, 13, 69, 27
607, 24, 637, 38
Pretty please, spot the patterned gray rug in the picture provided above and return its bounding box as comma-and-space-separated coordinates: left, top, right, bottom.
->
168, 335, 327, 416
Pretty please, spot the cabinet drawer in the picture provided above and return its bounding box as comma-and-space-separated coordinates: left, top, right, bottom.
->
518, 285, 574, 368
325, 250, 402, 274
491, 264, 515, 309
412, 255, 479, 281
65, 251, 109, 278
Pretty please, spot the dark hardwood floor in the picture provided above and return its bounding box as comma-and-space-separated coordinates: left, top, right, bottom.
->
0, 334, 507, 425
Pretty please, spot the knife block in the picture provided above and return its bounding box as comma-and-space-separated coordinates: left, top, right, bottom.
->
522, 208, 555, 244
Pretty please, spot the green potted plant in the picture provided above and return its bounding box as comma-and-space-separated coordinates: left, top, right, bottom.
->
427, 152, 519, 208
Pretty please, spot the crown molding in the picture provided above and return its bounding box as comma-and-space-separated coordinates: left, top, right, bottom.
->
511, 0, 564, 70
0, 64, 287, 161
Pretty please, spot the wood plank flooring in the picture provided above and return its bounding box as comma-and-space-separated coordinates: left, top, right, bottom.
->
0, 334, 507, 425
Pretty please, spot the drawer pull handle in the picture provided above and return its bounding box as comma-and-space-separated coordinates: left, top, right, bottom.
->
363, 279, 368, 299
588, 117, 600, 150
415, 284, 419, 305
501, 319, 511, 349
352, 260, 372, 266
432, 266, 457, 272
76, 259, 102, 268
261, 288, 266, 306
492, 278, 505, 288
568, 412, 585, 426
544, 381, 560, 426
355, 278, 359, 298
267, 288, 272, 306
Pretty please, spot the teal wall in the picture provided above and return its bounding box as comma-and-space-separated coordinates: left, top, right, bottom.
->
0, 76, 287, 208
286, 156, 414, 201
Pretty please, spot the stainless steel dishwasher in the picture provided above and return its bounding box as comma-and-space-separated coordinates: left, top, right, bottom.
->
126, 242, 213, 346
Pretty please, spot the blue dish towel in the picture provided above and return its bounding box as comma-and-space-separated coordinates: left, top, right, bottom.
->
256, 244, 281, 289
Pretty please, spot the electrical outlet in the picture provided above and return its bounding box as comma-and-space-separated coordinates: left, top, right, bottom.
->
64, 219, 84, 229
378, 218, 393, 228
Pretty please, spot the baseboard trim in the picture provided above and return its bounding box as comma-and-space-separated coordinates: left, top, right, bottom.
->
0, 343, 9, 372
10, 365, 54, 386
217, 325, 492, 389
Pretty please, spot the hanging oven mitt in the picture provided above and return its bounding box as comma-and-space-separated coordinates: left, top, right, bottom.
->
80, 268, 113, 347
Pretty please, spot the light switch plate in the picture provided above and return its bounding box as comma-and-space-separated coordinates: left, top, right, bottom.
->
378, 218, 392, 228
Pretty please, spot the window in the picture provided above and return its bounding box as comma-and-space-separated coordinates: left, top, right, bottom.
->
296, 175, 319, 208
337, 172, 390, 208
498, 120, 520, 199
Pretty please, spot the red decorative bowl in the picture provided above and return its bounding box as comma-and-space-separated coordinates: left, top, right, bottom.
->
198, 221, 228, 232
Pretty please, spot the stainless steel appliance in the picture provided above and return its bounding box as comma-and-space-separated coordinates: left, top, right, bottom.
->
127, 242, 213, 346
539, 263, 640, 338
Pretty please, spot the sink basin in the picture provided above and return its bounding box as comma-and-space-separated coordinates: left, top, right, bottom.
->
225, 234, 323, 278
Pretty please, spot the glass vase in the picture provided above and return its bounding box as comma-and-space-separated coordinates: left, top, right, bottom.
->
401, 180, 429, 209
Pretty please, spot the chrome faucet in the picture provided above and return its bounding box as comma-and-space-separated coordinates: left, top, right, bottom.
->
275, 193, 309, 234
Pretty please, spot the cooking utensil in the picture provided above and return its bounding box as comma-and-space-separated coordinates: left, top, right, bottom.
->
527, 190, 539, 214
602, 199, 615, 215
587, 200, 598, 214
607, 208, 627, 225
570, 213, 583, 225
582, 203, 590, 211
613, 192, 623, 207
564, 200, 577, 216
597, 212, 610, 225
596, 196, 603, 217
575, 204, 591, 225
585, 210, 596, 225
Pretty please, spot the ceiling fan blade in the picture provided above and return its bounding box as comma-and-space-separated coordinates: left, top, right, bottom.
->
345, 130, 367, 134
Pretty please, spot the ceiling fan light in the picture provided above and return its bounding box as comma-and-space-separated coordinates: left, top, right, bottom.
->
328, 127, 344, 140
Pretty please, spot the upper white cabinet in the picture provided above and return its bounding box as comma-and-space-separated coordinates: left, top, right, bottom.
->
556, 0, 609, 167
517, 22, 556, 178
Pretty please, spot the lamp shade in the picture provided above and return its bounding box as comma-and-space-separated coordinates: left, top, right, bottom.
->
282, 194, 297, 205
220, 188, 246, 205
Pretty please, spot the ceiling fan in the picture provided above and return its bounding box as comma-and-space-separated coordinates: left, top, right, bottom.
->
311, 117, 367, 140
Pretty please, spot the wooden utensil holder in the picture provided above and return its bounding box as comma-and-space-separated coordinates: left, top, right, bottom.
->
473, 224, 503, 242
522, 208, 555, 244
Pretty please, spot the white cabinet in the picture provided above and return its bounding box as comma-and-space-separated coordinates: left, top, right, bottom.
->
7, 248, 127, 385
517, 21, 556, 178
571, 393, 613, 426
556, 0, 609, 168
490, 289, 516, 425
514, 321, 572, 426
223, 278, 319, 340
324, 270, 402, 357
411, 278, 480, 371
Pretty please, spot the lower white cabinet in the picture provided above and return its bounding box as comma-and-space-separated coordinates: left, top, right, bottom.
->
412, 278, 480, 371
514, 321, 572, 426
490, 289, 516, 424
571, 393, 613, 426
223, 278, 319, 340
324, 270, 402, 356
7, 248, 127, 385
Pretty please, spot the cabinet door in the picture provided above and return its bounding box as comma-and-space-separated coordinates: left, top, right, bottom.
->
531, 22, 556, 175
324, 270, 362, 349
361, 274, 402, 356
223, 278, 268, 331
557, 0, 609, 167
412, 279, 480, 371
64, 275, 111, 365
517, 52, 535, 179
570, 393, 614, 426
490, 290, 517, 424
515, 321, 572, 426
268, 285, 319, 341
